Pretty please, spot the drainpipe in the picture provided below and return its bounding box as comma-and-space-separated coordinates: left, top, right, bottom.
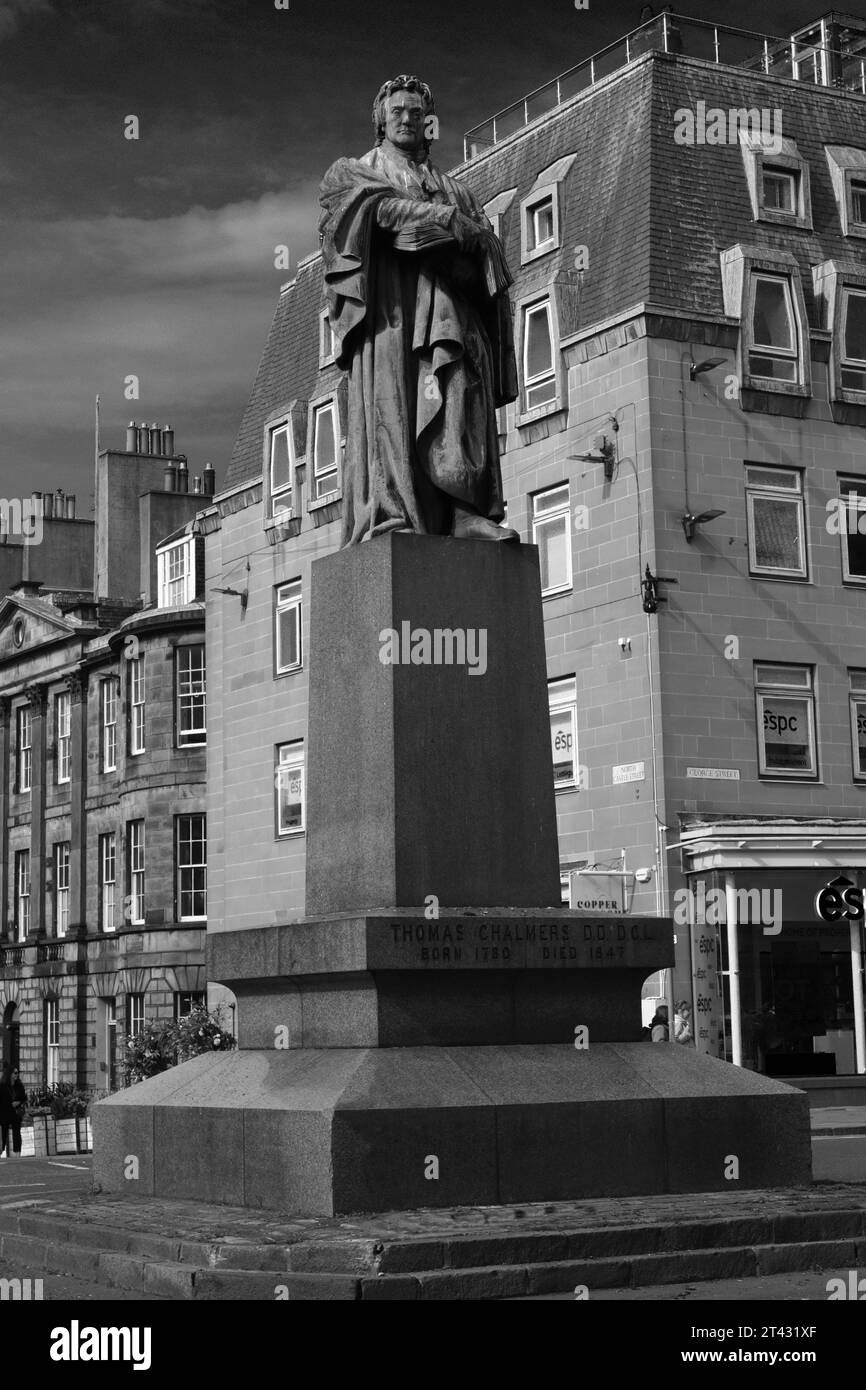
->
851, 917, 866, 1074
724, 872, 743, 1066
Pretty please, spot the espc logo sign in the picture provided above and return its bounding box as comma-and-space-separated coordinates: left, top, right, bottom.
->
814, 875, 865, 923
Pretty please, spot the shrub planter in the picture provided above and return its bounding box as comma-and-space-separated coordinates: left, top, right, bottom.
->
55, 1119, 78, 1154
26, 1116, 50, 1158
20, 1126, 36, 1157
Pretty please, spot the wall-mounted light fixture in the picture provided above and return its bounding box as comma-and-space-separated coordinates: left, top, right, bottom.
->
682, 508, 726, 542
568, 433, 617, 482
688, 356, 726, 382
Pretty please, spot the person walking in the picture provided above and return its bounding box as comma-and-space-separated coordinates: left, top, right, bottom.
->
649, 1005, 669, 1042
0, 1065, 25, 1157
674, 1001, 694, 1045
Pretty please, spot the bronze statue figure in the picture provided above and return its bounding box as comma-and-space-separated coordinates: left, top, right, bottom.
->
318, 75, 519, 546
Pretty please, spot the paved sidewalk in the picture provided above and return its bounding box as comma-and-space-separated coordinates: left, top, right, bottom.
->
810, 1106, 866, 1136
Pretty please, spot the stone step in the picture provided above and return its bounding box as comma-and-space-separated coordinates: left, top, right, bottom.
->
1, 1206, 865, 1300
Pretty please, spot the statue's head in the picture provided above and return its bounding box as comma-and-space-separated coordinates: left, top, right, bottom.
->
372, 75, 435, 156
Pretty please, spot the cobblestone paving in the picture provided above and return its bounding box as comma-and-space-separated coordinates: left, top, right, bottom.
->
16, 1181, 866, 1251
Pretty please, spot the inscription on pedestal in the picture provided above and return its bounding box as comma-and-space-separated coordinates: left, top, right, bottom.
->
364, 915, 666, 970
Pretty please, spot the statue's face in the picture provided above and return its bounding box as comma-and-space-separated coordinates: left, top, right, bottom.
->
383, 89, 427, 153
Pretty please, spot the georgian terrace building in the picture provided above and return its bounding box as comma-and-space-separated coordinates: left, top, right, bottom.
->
0, 427, 215, 1092
203, 11, 866, 1095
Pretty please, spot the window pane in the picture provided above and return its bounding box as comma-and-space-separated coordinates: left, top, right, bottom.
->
745, 467, 799, 490
853, 699, 866, 776
315, 406, 336, 473
525, 305, 552, 379
751, 495, 803, 570
763, 170, 795, 212
755, 664, 810, 688
537, 514, 569, 591
752, 277, 794, 350
844, 291, 866, 363
278, 608, 299, 669
531, 199, 554, 247
533, 485, 570, 516
270, 426, 292, 493
278, 759, 304, 833
852, 181, 866, 224
550, 708, 575, 784
761, 696, 812, 771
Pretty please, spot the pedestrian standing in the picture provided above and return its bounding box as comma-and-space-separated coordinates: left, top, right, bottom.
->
0, 1065, 25, 1157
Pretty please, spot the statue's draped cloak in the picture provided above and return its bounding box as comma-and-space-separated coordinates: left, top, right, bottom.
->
318, 145, 518, 545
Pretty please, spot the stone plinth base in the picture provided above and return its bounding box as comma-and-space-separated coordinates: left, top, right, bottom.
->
92, 1044, 811, 1216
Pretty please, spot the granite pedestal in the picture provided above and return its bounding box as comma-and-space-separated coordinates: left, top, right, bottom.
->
93, 535, 812, 1214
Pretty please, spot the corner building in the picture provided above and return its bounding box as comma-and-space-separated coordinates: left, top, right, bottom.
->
206, 11, 866, 1096
0, 428, 214, 1091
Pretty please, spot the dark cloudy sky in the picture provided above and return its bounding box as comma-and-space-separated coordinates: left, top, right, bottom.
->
0, 0, 847, 510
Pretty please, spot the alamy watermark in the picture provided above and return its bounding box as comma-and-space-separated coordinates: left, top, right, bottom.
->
673, 101, 782, 153
0, 497, 43, 546
379, 623, 487, 676
673, 884, 782, 936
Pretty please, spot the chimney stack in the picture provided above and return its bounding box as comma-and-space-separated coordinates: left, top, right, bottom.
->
162, 425, 175, 456
126, 421, 137, 451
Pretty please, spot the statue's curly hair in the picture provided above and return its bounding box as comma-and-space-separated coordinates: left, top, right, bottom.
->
372, 75, 435, 147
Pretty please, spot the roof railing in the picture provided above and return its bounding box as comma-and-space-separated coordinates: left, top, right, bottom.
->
463, 11, 866, 160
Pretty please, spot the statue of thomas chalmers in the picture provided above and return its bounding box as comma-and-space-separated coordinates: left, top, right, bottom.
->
318, 75, 519, 545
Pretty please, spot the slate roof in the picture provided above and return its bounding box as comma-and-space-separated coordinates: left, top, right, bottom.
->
223, 52, 866, 493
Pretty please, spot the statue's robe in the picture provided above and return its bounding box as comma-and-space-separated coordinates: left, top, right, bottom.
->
318, 142, 518, 545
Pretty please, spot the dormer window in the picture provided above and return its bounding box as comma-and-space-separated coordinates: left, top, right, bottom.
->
157, 536, 195, 607
720, 245, 810, 398
825, 147, 866, 239
739, 133, 812, 230
519, 155, 574, 266
812, 259, 866, 404
526, 196, 555, 253
319, 309, 337, 368
269, 422, 294, 516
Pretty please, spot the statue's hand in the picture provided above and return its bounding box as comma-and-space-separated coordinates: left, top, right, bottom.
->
450, 209, 487, 254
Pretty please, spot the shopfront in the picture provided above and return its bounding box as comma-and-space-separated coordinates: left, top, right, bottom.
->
674, 821, 866, 1080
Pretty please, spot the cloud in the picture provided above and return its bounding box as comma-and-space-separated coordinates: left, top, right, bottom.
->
0, 0, 56, 40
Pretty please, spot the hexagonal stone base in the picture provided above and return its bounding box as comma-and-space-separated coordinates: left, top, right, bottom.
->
92, 1044, 812, 1215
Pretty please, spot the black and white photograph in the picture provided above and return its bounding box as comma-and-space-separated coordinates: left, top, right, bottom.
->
1, 0, 866, 1356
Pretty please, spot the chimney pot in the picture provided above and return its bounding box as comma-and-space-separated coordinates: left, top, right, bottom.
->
126, 421, 137, 451
149, 423, 162, 456
202, 464, 216, 496
162, 425, 175, 456
163, 464, 177, 492
43, 493, 54, 519
139, 425, 150, 454
66, 495, 76, 519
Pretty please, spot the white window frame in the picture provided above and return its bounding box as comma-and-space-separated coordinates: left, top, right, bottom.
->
174, 991, 205, 1020
837, 476, 866, 585
519, 165, 571, 265
532, 484, 572, 597
56, 690, 71, 785
319, 308, 337, 367
176, 645, 206, 747
761, 166, 797, 214
100, 831, 116, 932
156, 537, 195, 608
748, 273, 800, 384
311, 399, 341, 502
276, 742, 305, 836
275, 581, 303, 675
849, 670, 866, 782
720, 246, 811, 398
176, 814, 207, 921
524, 193, 556, 257
127, 993, 146, 1038
840, 287, 866, 393
101, 678, 117, 773
129, 655, 145, 755
521, 299, 557, 413
824, 148, 866, 240
744, 466, 807, 579
15, 849, 30, 941
16, 705, 32, 793
739, 134, 812, 230
55, 841, 70, 938
755, 663, 817, 780
268, 421, 294, 517
851, 177, 866, 231
128, 820, 145, 926
549, 677, 578, 791
45, 998, 59, 1088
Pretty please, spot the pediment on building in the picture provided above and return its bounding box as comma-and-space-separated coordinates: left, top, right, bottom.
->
0, 596, 85, 661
